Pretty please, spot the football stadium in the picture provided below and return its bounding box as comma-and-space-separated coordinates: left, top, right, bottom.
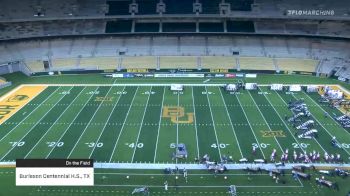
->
0, 0, 349, 195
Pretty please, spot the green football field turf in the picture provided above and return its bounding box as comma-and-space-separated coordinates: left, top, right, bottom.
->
0, 83, 349, 163
0, 73, 349, 196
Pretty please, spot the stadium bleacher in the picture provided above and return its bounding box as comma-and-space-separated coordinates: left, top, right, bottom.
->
159, 56, 197, 69
285, 22, 318, 35
239, 57, 275, 71
276, 58, 318, 72
24, 55, 323, 73
0, 33, 348, 77
201, 56, 236, 69
122, 56, 157, 69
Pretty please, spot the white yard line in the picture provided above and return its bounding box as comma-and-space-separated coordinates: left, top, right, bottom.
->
0, 86, 68, 161
259, 87, 307, 154
88, 86, 127, 158
109, 87, 139, 163
191, 87, 200, 158
24, 87, 86, 158
205, 86, 222, 160
293, 93, 350, 156
235, 94, 266, 159
0, 87, 59, 143
131, 86, 152, 162
274, 90, 327, 153
67, 86, 115, 158
45, 87, 98, 158
176, 91, 180, 164
153, 87, 165, 163
247, 90, 285, 154
218, 87, 244, 158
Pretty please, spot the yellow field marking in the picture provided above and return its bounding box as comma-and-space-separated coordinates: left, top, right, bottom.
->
0, 85, 47, 124
0, 165, 15, 168
162, 106, 193, 124
95, 97, 114, 102
261, 131, 286, 137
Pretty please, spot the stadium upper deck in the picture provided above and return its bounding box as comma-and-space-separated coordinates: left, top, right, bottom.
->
0, 0, 349, 40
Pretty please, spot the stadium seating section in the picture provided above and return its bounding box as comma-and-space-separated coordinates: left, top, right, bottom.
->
276, 58, 318, 72
122, 56, 157, 69
25, 56, 320, 73
201, 56, 236, 69
239, 57, 274, 71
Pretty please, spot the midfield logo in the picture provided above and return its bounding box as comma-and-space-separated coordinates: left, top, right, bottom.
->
162, 106, 194, 124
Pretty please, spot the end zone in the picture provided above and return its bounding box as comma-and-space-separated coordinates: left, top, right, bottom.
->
0, 85, 47, 125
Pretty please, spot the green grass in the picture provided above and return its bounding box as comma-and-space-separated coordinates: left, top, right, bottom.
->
0, 72, 350, 195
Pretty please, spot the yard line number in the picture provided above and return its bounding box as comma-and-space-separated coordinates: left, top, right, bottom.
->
9, 141, 25, 147
126, 143, 144, 148
87, 91, 99, 95
47, 142, 64, 147
116, 91, 127, 95
59, 91, 70, 95
292, 143, 310, 149
85, 142, 103, 148
342, 143, 350, 149
252, 143, 270, 149
211, 143, 230, 149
